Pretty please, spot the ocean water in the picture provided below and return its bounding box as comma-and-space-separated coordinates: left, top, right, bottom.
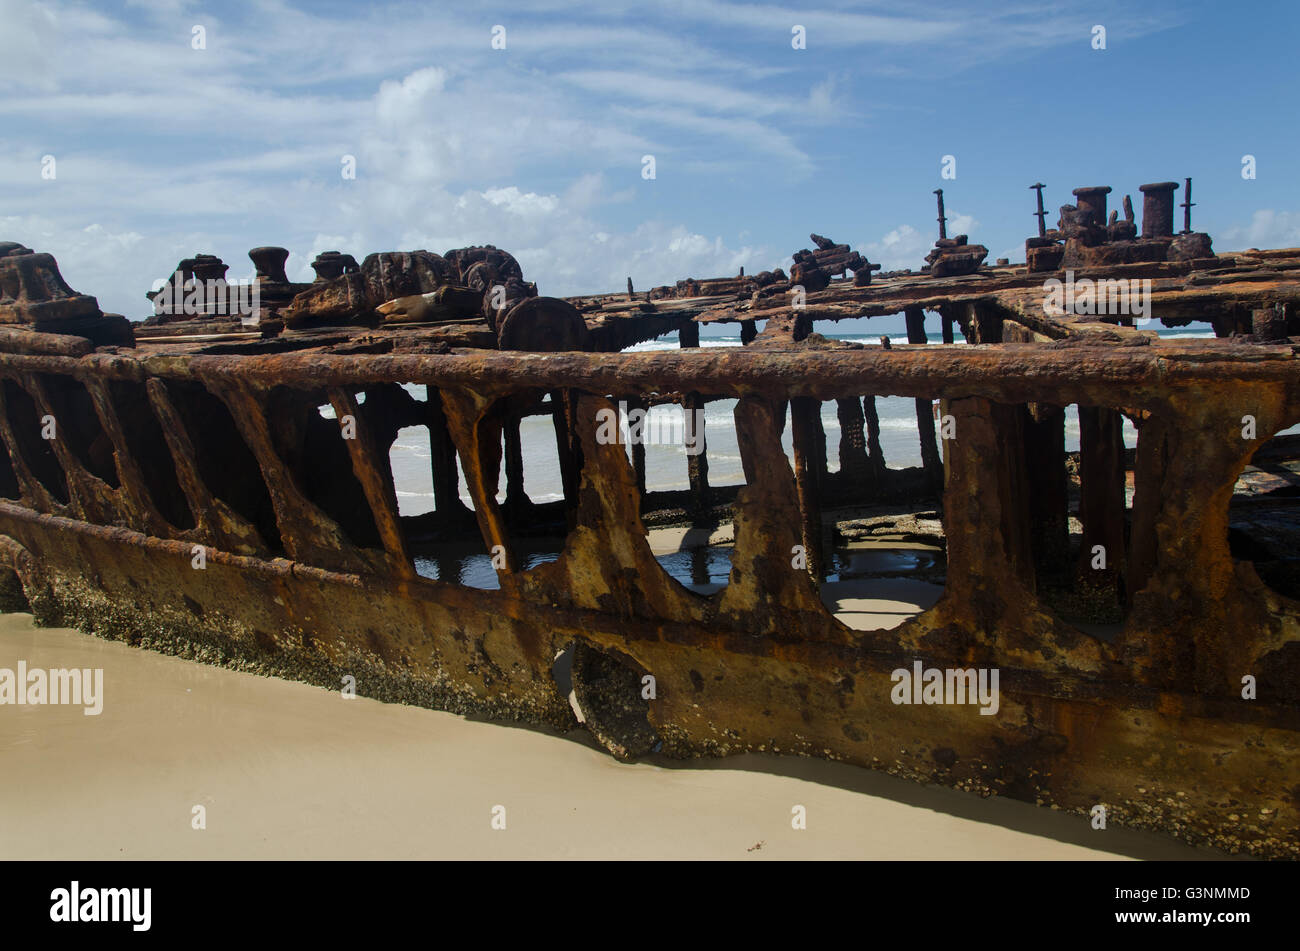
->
411, 539, 942, 592
388, 327, 1224, 517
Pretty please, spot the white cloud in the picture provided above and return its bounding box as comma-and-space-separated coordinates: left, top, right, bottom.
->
859, 211, 978, 271
948, 213, 977, 239
0, 0, 1149, 319
1219, 210, 1300, 251
481, 187, 559, 217
862, 224, 926, 271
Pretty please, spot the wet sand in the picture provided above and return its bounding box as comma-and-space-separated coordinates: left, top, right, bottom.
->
0, 613, 1220, 860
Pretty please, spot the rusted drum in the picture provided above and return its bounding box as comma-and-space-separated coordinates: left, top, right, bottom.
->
496, 296, 590, 352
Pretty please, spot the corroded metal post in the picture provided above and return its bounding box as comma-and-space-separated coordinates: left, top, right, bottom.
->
1022, 403, 1070, 575
427, 390, 463, 517
1077, 406, 1127, 601
684, 392, 709, 512
1181, 177, 1195, 234
863, 395, 886, 478
835, 397, 870, 481
790, 396, 826, 580
936, 397, 1055, 655
200, 378, 369, 574
905, 307, 943, 493
679, 321, 709, 512
328, 387, 416, 580
1072, 185, 1112, 225
625, 395, 647, 498
1139, 182, 1178, 239
503, 412, 525, 511
551, 390, 582, 525
1030, 183, 1047, 238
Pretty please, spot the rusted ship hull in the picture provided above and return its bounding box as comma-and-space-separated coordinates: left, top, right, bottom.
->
4, 474, 1298, 859
1, 341, 1297, 857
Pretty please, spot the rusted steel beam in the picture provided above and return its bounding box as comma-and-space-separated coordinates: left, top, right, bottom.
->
198, 376, 373, 574
426, 389, 464, 518
552, 390, 582, 525
82, 375, 171, 536
21, 372, 107, 525
502, 411, 526, 511
0, 327, 93, 357
327, 386, 416, 580
723, 395, 833, 634
107, 347, 1300, 408
439, 387, 518, 583
144, 378, 267, 555
863, 395, 886, 479
0, 380, 63, 512
684, 391, 709, 512
625, 395, 647, 497
1126, 411, 1169, 608
578, 248, 1300, 327
678, 320, 700, 349
969, 301, 1003, 343
835, 397, 869, 480
811, 399, 828, 485
905, 307, 943, 492
1022, 403, 1070, 575
1076, 406, 1127, 600
789, 395, 826, 581
3, 340, 1300, 404
518, 393, 703, 630
931, 396, 1091, 672
1117, 388, 1294, 694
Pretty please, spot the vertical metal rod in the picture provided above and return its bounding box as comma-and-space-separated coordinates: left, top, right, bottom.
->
1030, 183, 1047, 237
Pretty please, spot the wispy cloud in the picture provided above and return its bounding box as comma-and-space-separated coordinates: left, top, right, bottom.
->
0, 0, 1240, 319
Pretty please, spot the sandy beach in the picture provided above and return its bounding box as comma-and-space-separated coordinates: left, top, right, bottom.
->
0, 613, 1220, 860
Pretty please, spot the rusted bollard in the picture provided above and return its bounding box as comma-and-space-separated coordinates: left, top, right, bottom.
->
1072, 186, 1112, 225
1138, 182, 1179, 239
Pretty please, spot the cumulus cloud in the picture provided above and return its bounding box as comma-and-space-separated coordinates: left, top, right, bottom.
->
1219, 210, 1300, 251
861, 212, 977, 271
863, 224, 928, 271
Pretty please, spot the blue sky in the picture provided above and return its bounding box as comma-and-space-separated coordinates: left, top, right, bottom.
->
2, 0, 1297, 322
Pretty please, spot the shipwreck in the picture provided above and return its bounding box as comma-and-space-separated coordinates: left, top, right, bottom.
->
0, 179, 1297, 857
